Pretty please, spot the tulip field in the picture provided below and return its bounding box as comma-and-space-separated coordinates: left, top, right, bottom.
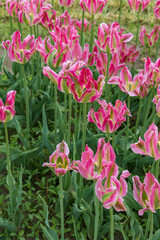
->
1, 0, 160, 239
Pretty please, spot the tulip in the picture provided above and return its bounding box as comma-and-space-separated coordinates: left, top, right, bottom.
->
80, 0, 108, 15
139, 26, 160, 47
95, 22, 133, 54
3, 30, 39, 64
127, 0, 151, 12
18, 0, 52, 26
108, 66, 148, 97
71, 138, 116, 180
95, 167, 130, 211
66, 67, 105, 103
0, 91, 16, 123
154, 0, 160, 19
133, 172, 160, 215
88, 99, 131, 133
43, 141, 70, 176
96, 52, 124, 77
143, 57, 160, 88
131, 123, 160, 161
59, 0, 75, 7
73, 18, 91, 33
153, 85, 160, 117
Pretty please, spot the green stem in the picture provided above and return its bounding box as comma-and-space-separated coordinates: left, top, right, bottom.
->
4, 123, 10, 170
112, 132, 115, 149
10, 16, 13, 34
155, 160, 159, 180
94, 186, 99, 240
118, 0, 123, 24
132, 11, 140, 75
82, 102, 87, 151
142, 87, 155, 135
59, 175, 64, 240
67, 94, 72, 144
105, 53, 111, 102
110, 207, 114, 240
124, 95, 130, 157
149, 46, 151, 58
64, 93, 67, 127
89, 14, 94, 53
30, 28, 34, 92
135, 11, 140, 47
81, 10, 85, 48
54, 86, 57, 145
74, 100, 77, 139
155, 31, 160, 61
22, 64, 30, 144
135, 98, 142, 137
149, 211, 153, 240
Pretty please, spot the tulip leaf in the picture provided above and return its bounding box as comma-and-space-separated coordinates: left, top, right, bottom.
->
0, 217, 17, 233
151, 229, 160, 240
40, 224, 58, 240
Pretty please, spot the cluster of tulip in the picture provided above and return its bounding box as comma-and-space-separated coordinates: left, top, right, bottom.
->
2, 0, 160, 239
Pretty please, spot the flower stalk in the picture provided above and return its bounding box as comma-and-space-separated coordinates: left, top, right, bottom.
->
94, 187, 99, 240
89, 14, 94, 53
59, 175, 64, 240
22, 64, 30, 144
110, 207, 114, 240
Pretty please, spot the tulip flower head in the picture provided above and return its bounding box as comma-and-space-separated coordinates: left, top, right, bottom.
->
0, 91, 16, 123
43, 141, 71, 176
18, 0, 52, 26
71, 138, 116, 180
88, 99, 131, 133
154, 0, 160, 19
66, 67, 105, 103
3, 31, 39, 64
133, 172, 160, 215
108, 66, 148, 97
127, 0, 151, 12
59, 0, 75, 7
95, 22, 133, 55
153, 85, 160, 117
80, 0, 108, 15
131, 123, 160, 160
139, 26, 160, 47
96, 167, 130, 211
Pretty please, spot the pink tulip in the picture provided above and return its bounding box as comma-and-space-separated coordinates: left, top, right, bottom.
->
88, 99, 131, 133
133, 172, 160, 215
95, 22, 133, 55
43, 141, 70, 176
108, 66, 148, 97
95, 167, 130, 211
154, 0, 160, 19
153, 85, 160, 117
59, 0, 75, 7
40, 10, 56, 31
3, 31, 39, 64
66, 67, 105, 103
43, 60, 85, 93
139, 26, 160, 46
18, 0, 52, 26
96, 52, 124, 77
142, 57, 160, 88
131, 123, 160, 160
73, 18, 91, 33
119, 43, 139, 64
80, 0, 108, 15
6, 0, 20, 17
127, 0, 151, 12
71, 138, 116, 180
0, 91, 16, 123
